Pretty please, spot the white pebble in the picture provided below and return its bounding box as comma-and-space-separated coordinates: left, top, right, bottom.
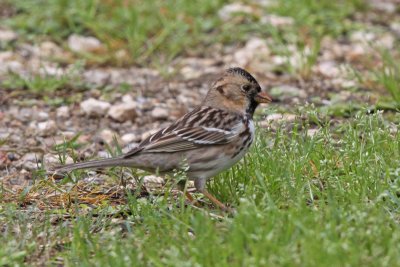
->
80, 98, 111, 117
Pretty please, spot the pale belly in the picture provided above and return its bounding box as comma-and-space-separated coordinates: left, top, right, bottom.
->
190, 146, 250, 179
186, 119, 255, 180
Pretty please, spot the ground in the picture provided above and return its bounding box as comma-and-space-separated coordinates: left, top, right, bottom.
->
0, 0, 399, 266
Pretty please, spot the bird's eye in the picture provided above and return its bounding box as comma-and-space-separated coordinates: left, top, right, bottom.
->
241, 84, 251, 92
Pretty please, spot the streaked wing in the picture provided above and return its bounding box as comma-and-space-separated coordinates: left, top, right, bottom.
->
123, 106, 242, 158
142, 126, 237, 153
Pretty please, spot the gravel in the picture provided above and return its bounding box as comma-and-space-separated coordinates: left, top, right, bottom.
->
68, 34, 104, 53
80, 98, 111, 117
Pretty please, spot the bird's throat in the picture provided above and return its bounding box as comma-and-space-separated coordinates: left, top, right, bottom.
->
246, 99, 258, 117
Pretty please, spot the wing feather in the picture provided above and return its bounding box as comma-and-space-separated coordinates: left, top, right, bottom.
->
123, 107, 244, 157
142, 126, 238, 153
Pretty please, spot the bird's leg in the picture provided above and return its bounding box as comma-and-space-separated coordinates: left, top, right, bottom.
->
184, 191, 196, 203
200, 189, 229, 212
194, 179, 231, 212
177, 180, 199, 206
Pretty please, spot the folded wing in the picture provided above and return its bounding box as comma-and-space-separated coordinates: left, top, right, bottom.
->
123, 107, 243, 158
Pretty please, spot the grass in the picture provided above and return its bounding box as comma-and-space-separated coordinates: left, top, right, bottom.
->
1, 0, 399, 265
269, 0, 366, 38
1, 0, 372, 83
3, 0, 368, 69
0, 63, 141, 106
374, 49, 400, 107
4, 0, 228, 66
3, 70, 78, 94
1, 111, 399, 266
262, 0, 367, 80
1, 62, 100, 105
349, 47, 400, 111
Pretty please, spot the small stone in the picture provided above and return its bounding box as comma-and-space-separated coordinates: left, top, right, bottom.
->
0, 130, 9, 140
390, 22, 400, 37
9, 133, 22, 143
20, 153, 40, 170
0, 56, 23, 74
122, 143, 140, 154
56, 106, 70, 118
39, 41, 63, 58
141, 129, 158, 141
99, 129, 118, 144
180, 65, 203, 80
332, 78, 357, 89
68, 34, 103, 53
347, 44, 367, 61
234, 38, 270, 66
18, 108, 33, 122
59, 131, 76, 139
121, 133, 140, 144
330, 91, 352, 104
80, 98, 111, 117
289, 47, 312, 69
83, 69, 111, 85
151, 107, 169, 120
37, 111, 49, 122
260, 14, 294, 27
122, 94, 134, 103
316, 61, 341, 78
350, 31, 375, 43
265, 113, 297, 123
43, 153, 61, 165
307, 129, 319, 137
179, 57, 218, 79
22, 153, 37, 162
22, 161, 38, 171
259, 114, 297, 129
97, 151, 112, 159
254, 0, 274, 7
107, 102, 137, 122
115, 49, 129, 60
7, 153, 18, 161
18, 43, 37, 57
218, 3, 253, 21
270, 85, 306, 99
271, 55, 287, 65
39, 65, 65, 77
143, 175, 164, 185
376, 33, 395, 49
37, 120, 57, 136
370, 0, 396, 13
0, 51, 14, 61
0, 28, 17, 42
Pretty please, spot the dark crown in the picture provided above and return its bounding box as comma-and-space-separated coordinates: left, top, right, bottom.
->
227, 67, 259, 84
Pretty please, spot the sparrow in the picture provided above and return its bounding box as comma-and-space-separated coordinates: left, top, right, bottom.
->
53, 67, 272, 211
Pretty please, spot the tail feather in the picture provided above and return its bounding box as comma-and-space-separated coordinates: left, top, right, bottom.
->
52, 157, 128, 173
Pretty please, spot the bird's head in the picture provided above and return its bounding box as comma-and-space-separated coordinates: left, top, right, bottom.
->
203, 67, 272, 116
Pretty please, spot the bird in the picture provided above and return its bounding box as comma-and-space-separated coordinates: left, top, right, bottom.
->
52, 67, 272, 211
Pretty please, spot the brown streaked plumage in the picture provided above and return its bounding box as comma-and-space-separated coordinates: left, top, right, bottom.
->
52, 67, 272, 211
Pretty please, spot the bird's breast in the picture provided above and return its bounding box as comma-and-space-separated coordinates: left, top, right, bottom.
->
186, 118, 255, 180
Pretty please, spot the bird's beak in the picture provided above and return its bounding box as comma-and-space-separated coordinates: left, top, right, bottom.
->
254, 92, 272, 103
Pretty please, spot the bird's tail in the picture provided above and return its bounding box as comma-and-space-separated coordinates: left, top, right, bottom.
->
51, 156, 129, 174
